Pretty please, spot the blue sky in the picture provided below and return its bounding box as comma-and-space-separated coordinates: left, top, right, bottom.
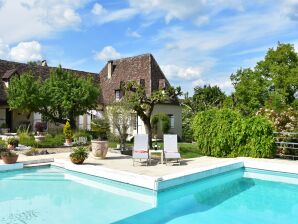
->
0, 0, 298, 95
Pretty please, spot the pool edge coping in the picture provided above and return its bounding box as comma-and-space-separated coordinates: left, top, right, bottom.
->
1, 158, 298, 191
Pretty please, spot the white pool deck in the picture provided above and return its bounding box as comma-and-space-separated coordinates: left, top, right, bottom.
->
1, 152, 298, 190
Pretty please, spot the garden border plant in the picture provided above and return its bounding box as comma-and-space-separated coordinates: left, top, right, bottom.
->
192, 109, 276, 158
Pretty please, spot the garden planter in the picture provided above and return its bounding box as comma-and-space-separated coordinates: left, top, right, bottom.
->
91, 140, 108, 159
7, 144, 15, 150
65, 138, 72, 146
34, 135, 45, 142
2, 154, 18, 164
70, 156, 85, 164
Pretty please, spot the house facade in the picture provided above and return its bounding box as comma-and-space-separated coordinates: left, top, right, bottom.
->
0, 54, 182, 138
98, 54, 182, 138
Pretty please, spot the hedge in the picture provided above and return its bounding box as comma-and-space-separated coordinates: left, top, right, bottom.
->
192, 109, 276, 158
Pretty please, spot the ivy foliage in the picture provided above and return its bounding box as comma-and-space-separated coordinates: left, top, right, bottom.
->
151, 113, 170, 137
192, 109, 276, 158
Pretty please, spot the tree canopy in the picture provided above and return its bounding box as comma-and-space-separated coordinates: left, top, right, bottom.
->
231, 43, 298, 115
8, 66, 100, 129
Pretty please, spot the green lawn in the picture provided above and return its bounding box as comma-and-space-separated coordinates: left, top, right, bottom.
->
108, 141, 201, 159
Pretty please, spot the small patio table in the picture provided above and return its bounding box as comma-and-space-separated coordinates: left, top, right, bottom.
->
149, 149, 164, 165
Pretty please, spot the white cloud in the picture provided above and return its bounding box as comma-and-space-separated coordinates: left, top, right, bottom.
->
94, 46, 121, 61
0, 38, 9, 59
128, 0, 245, 23
126, 28, 141, 38
161, 64, 203, 80
0, 0, 86, 43
91, 3, 137, 24
192, 78, 233, 93
91, 3, 106, 15
10, 41, 43, 62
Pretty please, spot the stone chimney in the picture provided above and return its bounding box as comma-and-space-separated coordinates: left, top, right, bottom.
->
107, 61, 113, 79
41, 60, 47, 67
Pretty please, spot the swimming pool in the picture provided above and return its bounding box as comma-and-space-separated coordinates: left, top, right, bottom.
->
0, 166, 297, 224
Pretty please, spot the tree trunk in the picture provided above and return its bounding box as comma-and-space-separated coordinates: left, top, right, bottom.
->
69, 117, 77, 130
144, 120, 152, 148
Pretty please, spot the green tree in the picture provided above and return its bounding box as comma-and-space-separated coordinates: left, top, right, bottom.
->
193, 85, 226, 111
108, 100, 132, 150
8, 66, 100, 129
123, 81, 182, 148
231, 43, 298, 114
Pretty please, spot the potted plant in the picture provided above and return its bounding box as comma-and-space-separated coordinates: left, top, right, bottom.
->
63, 121, 73, 146
34, 122, 47, 142
91, 117, 110, 159
1, 150, 18, 164
0, 123, 9, 134
69, 146, 89, 164
7, 137, 19, 150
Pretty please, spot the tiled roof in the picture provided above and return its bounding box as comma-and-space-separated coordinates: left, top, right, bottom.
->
99, 53, 171, 105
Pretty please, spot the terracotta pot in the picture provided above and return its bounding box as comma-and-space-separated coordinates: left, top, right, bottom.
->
65, 138, 72, 146
70, 156, 85, 164
2, 154, 18, 164
7, 144, 15, 150
91, 140, 108, 159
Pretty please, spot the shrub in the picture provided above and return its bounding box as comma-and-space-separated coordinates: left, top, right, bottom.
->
24, 148, 39, 156
37, 134, 64, 148
7, 137, 19, 147
151, 113, 170, 137
0, 138, 6, 153
73, 130, 92, 142
192, 109, 276, 158
91, 117, 110, 140
63, 121, 72, 139
18, 132, 35, 146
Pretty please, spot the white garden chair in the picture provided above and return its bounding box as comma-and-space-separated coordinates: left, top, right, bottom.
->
132, 134, 149, 166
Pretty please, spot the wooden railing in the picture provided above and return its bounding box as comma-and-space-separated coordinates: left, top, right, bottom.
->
274, 132, 298, 160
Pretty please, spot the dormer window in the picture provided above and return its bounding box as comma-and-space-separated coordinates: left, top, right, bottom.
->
2, 69, 19, 88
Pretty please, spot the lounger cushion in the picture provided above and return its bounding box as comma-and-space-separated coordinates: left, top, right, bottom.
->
134, 150, 147, 153
133, 153, 148, 159
164, 152, 181, 159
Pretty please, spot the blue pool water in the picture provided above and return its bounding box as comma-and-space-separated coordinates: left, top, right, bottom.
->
0, 166, 298, 224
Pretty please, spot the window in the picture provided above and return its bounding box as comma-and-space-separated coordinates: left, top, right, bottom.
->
140, 79, 145, 87
115, 90, 121, 101
168, 114, 174, 128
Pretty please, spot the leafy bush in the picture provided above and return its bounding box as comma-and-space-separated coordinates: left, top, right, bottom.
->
151, 113, 170, 137
18, 132, 35, 146
192, 109, 276, 158
73, 130, 92, 142
7, 137, 19, 147
37, 134, 64, 148
24, 148, 39, 156
0, 138, 6, 153
91, 117, 110, 140
256, 107, 298, 132
63, 121, 72, 139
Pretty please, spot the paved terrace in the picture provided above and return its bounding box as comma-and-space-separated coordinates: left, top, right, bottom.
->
11, 151, 298, 177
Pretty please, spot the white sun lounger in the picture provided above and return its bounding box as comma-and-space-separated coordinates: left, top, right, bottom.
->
164, 134, 181, 165
132, 134, 149, 166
